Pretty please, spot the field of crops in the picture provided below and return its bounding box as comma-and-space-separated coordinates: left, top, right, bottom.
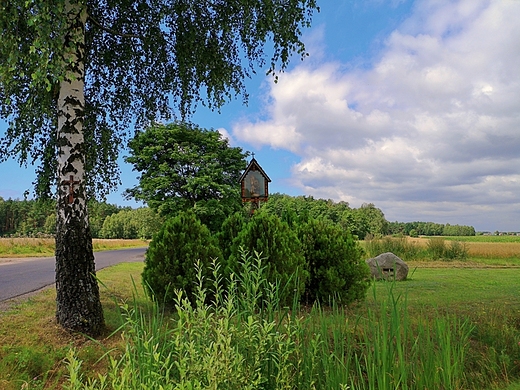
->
432, 235, 520, 243
406, 236, 520, 259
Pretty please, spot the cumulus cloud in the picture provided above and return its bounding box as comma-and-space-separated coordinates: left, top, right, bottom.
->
231, 0, 520, 230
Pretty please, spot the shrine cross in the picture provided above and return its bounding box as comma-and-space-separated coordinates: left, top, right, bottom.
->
63, 175, 80, 204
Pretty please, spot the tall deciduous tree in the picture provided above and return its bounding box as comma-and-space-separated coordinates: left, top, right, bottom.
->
126, 122, 247, 232
0, 0, 318, 335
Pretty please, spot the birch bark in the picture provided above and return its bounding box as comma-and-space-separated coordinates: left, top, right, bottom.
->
55, 0, 104, 336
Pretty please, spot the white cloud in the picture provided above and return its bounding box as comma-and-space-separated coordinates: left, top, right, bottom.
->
232, 0, 520, 231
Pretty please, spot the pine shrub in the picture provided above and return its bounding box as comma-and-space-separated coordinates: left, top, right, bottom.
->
298, 218, 370, 305
215, 211, 247, 263
142, 211, 222, 305
229, 211, 308, 304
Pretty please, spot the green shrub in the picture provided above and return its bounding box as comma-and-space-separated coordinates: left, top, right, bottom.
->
427, 237, 468, 261
229, 211, 308, 304
427, 237, 446, 260
298, 218, 370, 305
142, 211, 222, 305
215, 211, 247, 262
64, 259, 473, 390
444, 240, 469, 260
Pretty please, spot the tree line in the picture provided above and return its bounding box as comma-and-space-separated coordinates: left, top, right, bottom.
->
0, 195, 476, 240
387, 221, 476, 237
0, 197, 162, 239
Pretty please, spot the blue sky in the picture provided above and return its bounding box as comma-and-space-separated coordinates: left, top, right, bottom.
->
1, 0, 519, 232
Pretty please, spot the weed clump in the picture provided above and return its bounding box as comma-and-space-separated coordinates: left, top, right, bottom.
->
427, 237, 468, 261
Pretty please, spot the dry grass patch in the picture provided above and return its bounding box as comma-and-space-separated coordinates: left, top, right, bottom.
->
0, 238, 148, 258
0, 238, 55, 257
465, 242, 520, 259
403, 237, 520, 260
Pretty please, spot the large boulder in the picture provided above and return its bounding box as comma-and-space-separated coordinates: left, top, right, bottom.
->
366, 252, 409, 281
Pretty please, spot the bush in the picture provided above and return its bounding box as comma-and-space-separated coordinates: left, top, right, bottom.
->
427, 237, 468, 261
298, 219, 370, 305
229, 211, 308, 304
215, 211, 247, 263
427, 237, 446, 260
142, 211, 222, 305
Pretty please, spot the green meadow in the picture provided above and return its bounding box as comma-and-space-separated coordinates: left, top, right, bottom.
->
1, 238, 520, 389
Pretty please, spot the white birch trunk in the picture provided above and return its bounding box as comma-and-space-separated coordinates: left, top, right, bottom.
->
55, 0, 104, 336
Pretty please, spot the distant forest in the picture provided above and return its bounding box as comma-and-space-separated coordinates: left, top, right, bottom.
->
0, 195, 476, 239
0, 197, 162, 239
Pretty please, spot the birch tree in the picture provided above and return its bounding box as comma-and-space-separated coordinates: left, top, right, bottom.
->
0, 0, 319, 336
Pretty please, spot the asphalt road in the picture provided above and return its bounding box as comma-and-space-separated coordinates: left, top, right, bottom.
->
0, 247, 147, 302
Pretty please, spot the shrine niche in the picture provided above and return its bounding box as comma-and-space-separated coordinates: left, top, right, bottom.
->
240, 157, 271, 204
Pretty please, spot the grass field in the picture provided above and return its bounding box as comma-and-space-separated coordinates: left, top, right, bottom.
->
440, 235, 520, 243
367, 236, 520, 263
414, 236, 520, 260
1, 238, 520, 389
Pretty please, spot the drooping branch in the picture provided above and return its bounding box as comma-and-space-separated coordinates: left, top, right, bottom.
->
88, 15, 143, 39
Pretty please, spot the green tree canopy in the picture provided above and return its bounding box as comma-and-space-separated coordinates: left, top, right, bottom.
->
1, 0, 319, 196
125, 122, 248, 231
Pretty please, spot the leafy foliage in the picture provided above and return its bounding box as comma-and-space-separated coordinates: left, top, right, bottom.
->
0, 0, 319, 196
0, 197, 54, 236
0, 197, 157, 238
261, 193, 389, 239
142, 211, 222, 306
388, 221, 476, 236
298, 218, 370, 305
229, 211, 308, 304
100, 208, 162, 239
0, 0, 319, 336
348, 203, 390, 239
215, 211, 247, 263
126, 122, 247, 232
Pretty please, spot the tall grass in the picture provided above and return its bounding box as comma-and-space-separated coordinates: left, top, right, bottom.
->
65, 250, 473, 389
365, 235, 469, 261
0, 237, 55, 257
364, 235, 422, 261
350, 284, 472, 389
427, 237, 469, 260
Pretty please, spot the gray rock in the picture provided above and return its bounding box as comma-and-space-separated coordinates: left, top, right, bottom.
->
366, 252, 409, 281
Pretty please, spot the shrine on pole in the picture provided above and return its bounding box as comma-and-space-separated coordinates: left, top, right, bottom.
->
240, 156, 271, 208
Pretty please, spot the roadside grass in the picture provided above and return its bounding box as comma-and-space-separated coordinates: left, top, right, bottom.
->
0, 262, 145, 390
0, 238, 148, 258
2, 254, 520, 389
